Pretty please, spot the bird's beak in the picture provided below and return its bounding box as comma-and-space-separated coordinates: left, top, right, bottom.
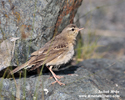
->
75, 27, 84, 33
78, 28, 84, 31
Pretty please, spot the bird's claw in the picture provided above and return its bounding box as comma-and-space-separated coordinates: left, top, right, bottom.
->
51, 80, 65, 86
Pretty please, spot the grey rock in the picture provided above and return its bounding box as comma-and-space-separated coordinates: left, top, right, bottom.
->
0, 37, 19, 71
0, 59, 124, 100
75, 0, 125, 32
0, 0, 83, 65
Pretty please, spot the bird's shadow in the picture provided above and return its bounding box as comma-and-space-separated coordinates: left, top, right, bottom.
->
0, 61, 79, 79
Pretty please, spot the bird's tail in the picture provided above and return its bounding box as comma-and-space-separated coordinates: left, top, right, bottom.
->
10, 61, 30, 74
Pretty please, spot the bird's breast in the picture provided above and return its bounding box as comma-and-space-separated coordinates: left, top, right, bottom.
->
46, 44, 74, 66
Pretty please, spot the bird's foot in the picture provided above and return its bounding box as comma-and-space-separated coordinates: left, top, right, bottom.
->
51, 80, 65, 86
47, 66, 65, 85
51, 74, 65, 85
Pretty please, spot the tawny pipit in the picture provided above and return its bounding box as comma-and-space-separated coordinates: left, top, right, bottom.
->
10, 24, 84, 85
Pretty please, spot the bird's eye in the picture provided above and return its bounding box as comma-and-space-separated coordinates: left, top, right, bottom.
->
72, 28, 74, 31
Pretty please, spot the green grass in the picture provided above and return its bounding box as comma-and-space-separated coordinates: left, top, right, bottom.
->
76, 30, 100, 63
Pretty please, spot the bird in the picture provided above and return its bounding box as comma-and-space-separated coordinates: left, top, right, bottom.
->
0, 37, 19, 71
10, 24, 84, 85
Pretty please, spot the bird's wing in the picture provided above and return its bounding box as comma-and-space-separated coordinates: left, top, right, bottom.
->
31, 34, 67, 56
30, 37, 56, 56
10, 37, 68, 74
29, 48, 66, 70
29, 42, 68, 65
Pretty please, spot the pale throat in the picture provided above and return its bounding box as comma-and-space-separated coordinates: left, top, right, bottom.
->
67, 34, 78, 44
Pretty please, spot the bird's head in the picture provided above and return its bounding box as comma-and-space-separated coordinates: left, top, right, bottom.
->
62, 24, 84, 38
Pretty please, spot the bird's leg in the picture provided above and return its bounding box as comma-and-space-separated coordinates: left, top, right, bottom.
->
47, 66, 64, 79
49, 72, 64, 79
47, 66, 65, 85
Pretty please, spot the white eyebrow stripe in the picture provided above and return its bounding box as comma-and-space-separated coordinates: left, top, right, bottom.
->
67, 27, 75, 31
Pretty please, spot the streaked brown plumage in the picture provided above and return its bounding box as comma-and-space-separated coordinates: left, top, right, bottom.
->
10, 24, 84, 85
